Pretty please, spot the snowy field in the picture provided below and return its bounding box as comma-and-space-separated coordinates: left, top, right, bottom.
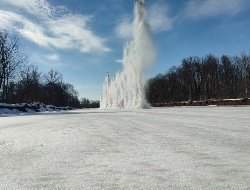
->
0, 107, 250, 190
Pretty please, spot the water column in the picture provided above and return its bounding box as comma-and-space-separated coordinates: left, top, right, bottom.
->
100, 0, 155, 109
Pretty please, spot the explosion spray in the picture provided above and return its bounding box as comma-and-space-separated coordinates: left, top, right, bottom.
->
100, 0, 155, 109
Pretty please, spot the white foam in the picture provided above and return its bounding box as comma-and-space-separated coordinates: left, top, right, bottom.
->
100, 0, 155, 109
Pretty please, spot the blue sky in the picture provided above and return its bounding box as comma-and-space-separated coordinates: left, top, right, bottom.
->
0, 0, 250, 100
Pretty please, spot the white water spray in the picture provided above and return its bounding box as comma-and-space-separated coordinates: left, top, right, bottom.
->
100, 0, 155, 109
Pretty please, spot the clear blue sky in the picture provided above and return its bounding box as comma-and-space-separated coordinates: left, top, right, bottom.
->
1, 0, 250, 100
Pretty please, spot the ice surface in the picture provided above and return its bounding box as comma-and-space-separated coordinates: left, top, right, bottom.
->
0, 107, 250, 189
100, 0, 155, 109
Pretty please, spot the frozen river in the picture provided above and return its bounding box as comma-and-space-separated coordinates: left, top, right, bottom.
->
0, 107, 250, 189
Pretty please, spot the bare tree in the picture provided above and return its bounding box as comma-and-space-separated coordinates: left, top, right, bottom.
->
0, 31, 26, 102
44, 69, 63, 85
241, 53, 250, 98
15, 65, 42, 103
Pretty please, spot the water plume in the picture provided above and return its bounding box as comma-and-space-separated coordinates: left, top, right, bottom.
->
100, 0, 155, 109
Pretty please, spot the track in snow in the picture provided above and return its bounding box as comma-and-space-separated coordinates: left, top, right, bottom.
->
0, 107, 250, 189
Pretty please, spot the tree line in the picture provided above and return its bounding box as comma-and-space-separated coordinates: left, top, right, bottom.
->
146, 54, 250, 105
0, 31, 99, 108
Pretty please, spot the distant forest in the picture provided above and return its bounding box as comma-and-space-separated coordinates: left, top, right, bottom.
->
146, 54, 250, 105
0, 31, 99, 108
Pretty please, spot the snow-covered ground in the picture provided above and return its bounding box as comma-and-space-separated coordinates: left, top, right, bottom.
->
0, 107, 249, 189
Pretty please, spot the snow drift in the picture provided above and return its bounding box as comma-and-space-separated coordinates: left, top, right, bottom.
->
0, 103, 72, 116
